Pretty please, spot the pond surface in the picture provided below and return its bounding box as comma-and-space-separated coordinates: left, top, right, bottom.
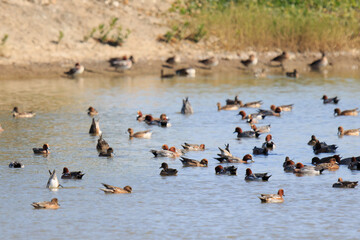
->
0, 71, 360, 239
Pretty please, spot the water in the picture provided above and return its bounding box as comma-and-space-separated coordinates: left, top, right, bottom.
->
1, 72, 360, 239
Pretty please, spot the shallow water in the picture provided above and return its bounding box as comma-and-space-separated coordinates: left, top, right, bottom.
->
1, 71, 360, 239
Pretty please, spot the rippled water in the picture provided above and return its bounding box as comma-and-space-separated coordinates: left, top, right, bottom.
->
1, 71, 360, 239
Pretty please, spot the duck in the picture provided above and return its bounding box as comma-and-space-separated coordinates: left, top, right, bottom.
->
226, 95, 241, 105
217, 102, 239, 111
215, 153, 254, 164
181, 143, 205, 151
166, 55, 181, 65
159, 162, 178, 176
9, 161, 24, 168
251, 124, 271, 133
241, 54, 258, 67
31, 198, 60, 209
270, 104, 293, 112
286, 69, 298, 78
270, 51, 290, 68
162, 145, 187, 156
150, 146, 180, 158
348, 157, 360, 170
99, 148, 114, 157
181, 97, 193, 114
175, 67, 196, 77
257, 107, 281, 117
145, 114, 171, 127
307, 135, 318, 146
160, 69, 175, 79
309, 52, 329, 70
252, 146, 268, 155
12, 107, 36, 118
262, 134, 276, 151
215, 165, 237, 175
259, 189, 285, 203
100, 183, 132, 194
322, 95, 339, 104
198, 56, 219, 68
283, 157, 295, 172
338, 156, 360, 165
234, 127, 260, 138
33, 144, 50, 154
64, 62, 84, 76
109, 56, 134, 71
89, 118, 101, 135
338, 126, 360, 136
245, 168, 271, 181
46, 170, 61, 189
312, 155, 341, 165
293, 163, 324, 175
180, 157, 208, 167
61, 167, 85, 179
333, 178, 358, 188
314, 159, 339, 171
239, 100, 263, 108
334, 108, 359, 116
136, 111, 146, 121
128, 128, 152, 139
238, 110, 266, 122
87, 106, 98, 116
313, 141, 337, 154
96, 134, 109, 152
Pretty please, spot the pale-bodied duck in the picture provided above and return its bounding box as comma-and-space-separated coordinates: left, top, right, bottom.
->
100, 183, 132, 194
32, 198, 59, 209
338, 126, 360, 136
217, 102, 239, 111
47, 170, 62, 189
334, 108, 359, 116
312, 155, 341, 165
215, 153, 254, 164
348, 157, 360, 170
271, 51, 290, 68
239, 100, 263, 108
315, 159, 339, 171
198, 56, 219, 69
180, 157, 208, 167
309, 52, 329, 70
181, 143, 205, 151
109, 56, 134, 71
259, 189, 285, 203
313, 140, 337, 154
270, 104, 293, 112
128, 128, 152, 139
61, 167, 85, 179
175, 67, 195, 77
293, 163, 324, 175
64, 62, 84, 76
245, 168, 271, 181
12, 107, 36, 118
241, 54, 258, 67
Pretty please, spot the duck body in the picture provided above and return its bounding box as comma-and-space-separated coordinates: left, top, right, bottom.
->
180, 157, 208, 167
61, 167, 85, 179
47, 170, 61, 189
333, 178, 358, 188
181, 143, 205, 151
175, 67, 195, 77
198, 56, 218, 68
159, 162, 178, 176
259, 189, 284, 203
234, 127, 260, 138
99, 148, 114, 157
217, 102, 239, 111
96, 135, 109, 152
32, 198, 59, 209
293, 163, 324, 175
251, 124, 271, 134
245, 168, 271, 181
181, 97, 194, 114
12, 107, 36, 118
109, 56, 134, 71
9, 161, 24, 168
309, 52, 328, 70
215, 165, 237, 175
271, 51, 289, 66
240, 100, 263, 108
215, 153, 253, 164
322, 95, 339, 104
252, 146, 268, 155
89, 118, 101, 135
33, 144, 50, 154
64, 63, 84, 76
100, 183, 132, 194
128, 128, 152, 139
334, 108, 359, 116
241, 54, 258, 67
338, 126, 360, 136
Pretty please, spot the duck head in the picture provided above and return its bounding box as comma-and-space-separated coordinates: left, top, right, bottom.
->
169, 147, 176, 153
277, 189, 285, 196
200, 159, 208, 166
62, 167, 69, 174
334, 108, 341, 116
243, 154, 253, 162
162, 144, 169, 150
215, 165, 223, 174
124, 186, 132, 193
160, 162, 168, 169
265, 134, 272, 142
337, 126, 343, 135
51, 198, 59, 204
270, 105, 276, 111
234, 127, 242, 134
238, 110, 246, 119
245, 168, 252, 176
295, 162, 304, 169
199, 144, 205, 150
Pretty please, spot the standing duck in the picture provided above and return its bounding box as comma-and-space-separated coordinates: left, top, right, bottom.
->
334, 108, 359, 116
109, 56, 134, 71
89, 118, 101, 135
332, 178, 358, 188
270, 51, 289, 68
100, 183, 132, 194
241, 54, 258, 67
198, 56, 219, 69
64, 62, 84, 76
12, 107, 36, 118
181, 97, 194, 114
33, 144, 50, 154
245, 168, 271, 181
322, 95, 339, 104
259, 189, 285, 203
32, 198, 60, 209
159, 162, 178, 176
61, 167, 85, 179
309, 52, 328, 70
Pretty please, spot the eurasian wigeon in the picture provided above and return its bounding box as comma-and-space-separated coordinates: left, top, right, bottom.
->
251, 124, 271, 133
334, 108, 359, 116
9, 161, 24, 168
239, 100, 263, 108
128, 128, 152, 139
348, 157, 360, 170
217, 102, 239, 111
338, 156, 360, 165
257, 107, 281, 117
109, 56, 134, 71
238, 110, 266, 121
145, 114, 171, 127
314, 159, 339, 171
181, 97, 193, 114
259, 189, 285, 203
332, 178, 358, 188
312, 155, 341, 165
166, 55, 181, 65
32, 198, 59, 209
64, 62, 84, 76
180, 157, 208, 167
136, 111, 146, 121
175, 67, 196, 77
181, 143, 205, 151
215, 153, 254, 164
226, 95, 241, 105
12, 107, 36, 118
262, 134, 276, 151
198, 56, 219, 69
234, 127, 260, 138
271, 51, 290, 68
160, 69, 175, 79
241, 54, 258, 67
252, 146, 268, 155
215, 165, 237, 175
307, 135, 318, 146
150, 146, 180, 158
286, 69, 298, 78
100, 183, 132, 194
160, 162, 178, 176
46, 170, 61, 189
293, 163, 324, 175
89, 118, 101, 135
245, 168, 271, 181
87, 106, 98, 116
33, 144, 50, 154
61, 167, 85, 179
313, 141, 337, 154
283, 157, 295, 172
309, 52, 329, 70
270, 104, 293, 112
338, 126, 360, 136
322, 95, 339, 104
99, 148, 114, 157
96, 134, 109, 152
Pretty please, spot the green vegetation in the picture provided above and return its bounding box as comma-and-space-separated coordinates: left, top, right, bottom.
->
57, 30, 64, 44
168, 0, 360, 51
1, 34, 8, 46
160, 21, 207, 43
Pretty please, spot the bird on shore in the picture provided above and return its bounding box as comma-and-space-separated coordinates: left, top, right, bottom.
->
332, 178, 358, 188
61, 167, 85, 179
198, 56, 219, 69
166, 55, 181, 65
175, 67, 195, 77
33, 144, 50, 154
100, 183, 132, 194
322, 95, 339, 104
309, 52, 329, 70
270, 51, 289, 68
109, 56, 134, 71
181, 97, 193, 114
32, 198, 60, 209
259, 189, 285, 203
286, 69, 298, 78
87, 106, 98, 116
241, 54, 258, 67
64, 63, 84, 76
12, 107, 36, 118
334, 108, 359, 116
89, 118, 101, 135
159, 162, 178, 176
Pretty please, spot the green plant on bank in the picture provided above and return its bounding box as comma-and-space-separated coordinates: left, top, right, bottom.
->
1, 34, 8, 46
57, 30, 64, 44
161, 21, 207, 43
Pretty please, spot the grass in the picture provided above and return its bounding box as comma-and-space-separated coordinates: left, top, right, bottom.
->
169, 0, 360, 51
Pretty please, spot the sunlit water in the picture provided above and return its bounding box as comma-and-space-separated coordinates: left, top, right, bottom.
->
1, 71, 360, 239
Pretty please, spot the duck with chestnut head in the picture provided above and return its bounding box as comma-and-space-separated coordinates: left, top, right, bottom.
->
259, 189, 285, 203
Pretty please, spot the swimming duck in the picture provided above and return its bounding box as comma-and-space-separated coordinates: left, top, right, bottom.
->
313, 141, 337, 154
31, 198, 60, 209
262, 134, 276, 151
239, 100, 263, 108
160, 69, 175, 79
109, 56, 134, 71
257, 107, 281, 117
33, 144, 50, 154
145, 114, 171, 127
64, 62, 84, 76
283, 157, 295, 172
252, 146, 268, 155
251, 124, 271, 133
100, 183, 132, 193
322, 95, 339, 104
160, 162, 178, 176
259, 189, 285, 203
309, 52, 329, 70
47, 170, 61, 189
338, 126, 360, 136
128, 128, 152, 139
334, 108, 359, 116
181, 97, 194, 114
162, 145, 187, 156
226, 95, 241, 105
271, 51, 290, 68
96, 134, 109, 152
166, 55, 181, 65
332, 178, 358, 188
245, 168, 271, 181
217, 102, 239, 111
338, 156, 360, 165
99, 148, 114, 157
150, 146, 180, 158
215, 165, 237, 175
89, 118, 101, 135
234, 127, 260, 138
12, 107, 36, 118
286, 69, 298, 78
9, 161, 24, 168
270, 104, 293, 112
180, 157, 208, 167
312, 155, 341, 165
293, 163, 324, 175
241, 54, 258, 67
181, 143, 205, 151
175, 67, 196, 77
348, 157, 360, 170
215, 153, 254, 164
315, 159, 339, 171
87, 106, 98, 116
198, 56, 219, 68
239, 110, 266, 122
61, 167, 85, 179
307, 135, 318, 146
136, 111, 146, 121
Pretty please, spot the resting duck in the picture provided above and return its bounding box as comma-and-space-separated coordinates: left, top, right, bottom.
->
312, 155, 341, 165
322, 95, 339, 104
259, 189, 285, 203
251, 124, 270, 134
99, 148, 114, 157
181, 97, 194, 114
33, 144, 50, 154
166, 55, 181, 65
89, 118, 101, 135
238, 110, 266, 121
332, 178, 358, 188
12, 107, 36, 118
215, 153, 253, 164
61, 167, 85, 179
150, 146, 180, 158
128, 128, 152, 139
198, 56, 219, 69
180, 157, 208, 167
175, 67, 195, 77
293, 163, 324, 175
217, 102, 239, 111
315, 159, 339, 171
252, 146, 268, 155
160, 162, 178, 176
32, 198, 60, 209
136, 111, 146, 121
307, 135, 318, 146
226, 95, 241, 105
313, 141, 337, 154
87, 106, 98, 116
262, 134, 276, 151
215, 165, 237, 175
109, 56, 134, 71
234, 127, 260, 138
245, 168, 271, 181
283, 157, 295, 172
9, 161, 24, 168
96, 134, 109, 152
144, 114, 171, 127
338, 126, 360, 136
258, 107, 281, 117
271, 51, 289, 68
46, 170, 61, 189
241, 54, 258, 67
239, 100, 263, 108
286, 69, 298, 78
181, 143, 205, 151
309, 52, 329, 70
64, 62, 84, 76
100, 183, 132, 194
334, 108, 359, 116
338, 156, 360, 165
348, 157, 360, 170
270, 104, 293, 112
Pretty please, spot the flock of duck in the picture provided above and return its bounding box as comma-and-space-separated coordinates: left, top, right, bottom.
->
4, 83, 359, 208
